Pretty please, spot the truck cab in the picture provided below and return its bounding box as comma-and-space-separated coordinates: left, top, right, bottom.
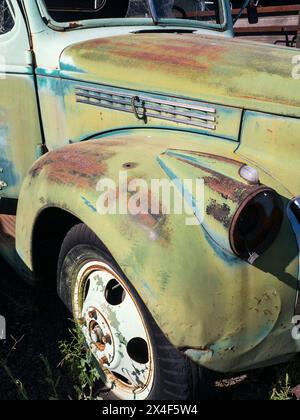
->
0, 0, 300, 400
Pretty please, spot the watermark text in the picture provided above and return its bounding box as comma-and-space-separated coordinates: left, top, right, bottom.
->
0, 315, 6, 340
292, 315, 300, 340
96, 172, 205, 226
292, 55, 300, 80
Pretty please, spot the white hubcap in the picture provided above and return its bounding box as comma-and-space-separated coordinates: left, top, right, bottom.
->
73, 261, 154, 400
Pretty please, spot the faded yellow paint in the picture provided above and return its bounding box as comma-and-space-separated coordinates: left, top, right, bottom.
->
37, 77, 68, 151
16, 130, 300, 372
238, 111, 300, 196
61, 80, 242, 145
0, 75, 42, 197
60, 33, 300, 118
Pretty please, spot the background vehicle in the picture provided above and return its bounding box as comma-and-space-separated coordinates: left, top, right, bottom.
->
0, 0, 300, 400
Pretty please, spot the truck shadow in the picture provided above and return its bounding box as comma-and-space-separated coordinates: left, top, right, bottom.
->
0, 257, 75, 400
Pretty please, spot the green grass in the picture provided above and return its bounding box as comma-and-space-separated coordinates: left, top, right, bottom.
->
59, 327, 104, 400
4, 321, 300, 400
0, 326, 104, 400
270, 358, 300, 400
0, 362, 29, 400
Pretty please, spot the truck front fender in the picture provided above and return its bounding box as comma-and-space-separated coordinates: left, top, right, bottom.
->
16, 129, 300, 372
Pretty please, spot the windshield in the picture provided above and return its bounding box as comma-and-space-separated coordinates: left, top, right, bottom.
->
42, 0, 225, 28
149, 0, 222, 24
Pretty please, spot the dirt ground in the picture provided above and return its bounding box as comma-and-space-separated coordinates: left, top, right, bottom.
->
0, 256, 299, 400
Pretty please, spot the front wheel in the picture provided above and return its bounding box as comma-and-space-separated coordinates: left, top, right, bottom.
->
57, 224, 203, 400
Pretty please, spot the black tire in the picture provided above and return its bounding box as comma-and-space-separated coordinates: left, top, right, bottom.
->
57, 223, 205, 400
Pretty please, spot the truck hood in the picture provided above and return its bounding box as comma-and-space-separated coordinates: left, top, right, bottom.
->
60, 33, 300, 118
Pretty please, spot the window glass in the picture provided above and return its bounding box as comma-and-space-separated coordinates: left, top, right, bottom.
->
44, 0, 137, 22
126, 0, 150, 17
151, 0, 221, 24
0, 0, 14, 35
43, 0, 223, 26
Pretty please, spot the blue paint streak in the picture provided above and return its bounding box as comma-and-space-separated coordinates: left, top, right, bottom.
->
60, 62, 85, 74
81, 196, 97, 213
157, 156, 203, 223
165, 149, 209, 169
203, 230, 240, 266
157, 154, 240, 266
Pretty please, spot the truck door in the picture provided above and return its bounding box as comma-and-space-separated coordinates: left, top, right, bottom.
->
0, 0, 42, 199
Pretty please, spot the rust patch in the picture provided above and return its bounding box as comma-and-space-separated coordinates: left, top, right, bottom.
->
139, 214, 171, 246
73, 34, 228, 76
167, 149, 244, 167
203, 174, 252, 203
206, 199, 231, 228
129, 189, 171, 245
170, 154, 253, 202
29, 143, 116, 188
0, 215, 16, 239
61, 31, 300, 117
68, 21, 81, 29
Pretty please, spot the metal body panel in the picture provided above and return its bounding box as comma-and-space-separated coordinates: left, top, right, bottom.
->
60, 33, 300, 118
0, 0, 42, 198
238, 111, 300, 196
0, 75, 42, 198
36, 76, 242, 151
64, 80, 242, 146
16, 129, 300, 372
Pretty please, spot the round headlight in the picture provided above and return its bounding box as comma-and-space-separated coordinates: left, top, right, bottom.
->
229, 188, 283, 260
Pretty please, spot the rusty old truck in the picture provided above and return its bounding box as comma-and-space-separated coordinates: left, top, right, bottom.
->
0, 0, 300, 400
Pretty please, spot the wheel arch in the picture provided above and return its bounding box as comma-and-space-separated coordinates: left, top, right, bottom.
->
31, 206, 81, 288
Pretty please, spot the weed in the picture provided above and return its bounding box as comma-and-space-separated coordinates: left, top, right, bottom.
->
40, 355, 61, 400
0, 362, 29, 400
59, 327, 104, 400
270, 356, 300, 400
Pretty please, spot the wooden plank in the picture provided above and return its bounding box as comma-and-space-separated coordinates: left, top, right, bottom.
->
184, 5, 300, 19
235, 15, 298, 28
232, 5, 300, 16
236, 35, 288, 45
235, 24, 298, 35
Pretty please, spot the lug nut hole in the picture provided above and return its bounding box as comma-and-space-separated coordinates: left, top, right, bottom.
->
105, 279, 126, 305
127, 337, 149, 364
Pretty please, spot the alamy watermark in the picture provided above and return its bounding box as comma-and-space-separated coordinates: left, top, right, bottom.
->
292, 55, 300, 80
95, 172, 205, 226
292, 316, 300, 341
0, 315, 6, 340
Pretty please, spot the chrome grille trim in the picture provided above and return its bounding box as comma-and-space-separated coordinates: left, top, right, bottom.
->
75, 85, 217, 130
